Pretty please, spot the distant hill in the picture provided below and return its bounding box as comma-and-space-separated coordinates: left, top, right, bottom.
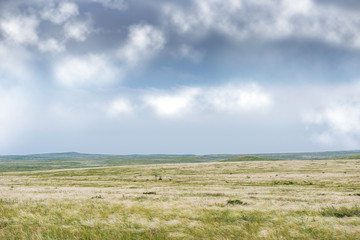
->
0, 152, 197, 161
219, 156, 273, 162
244, 150, 360, 160
0, 150, 360, 172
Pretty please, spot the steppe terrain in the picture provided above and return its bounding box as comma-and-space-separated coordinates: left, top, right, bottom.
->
1, 158, 360, 239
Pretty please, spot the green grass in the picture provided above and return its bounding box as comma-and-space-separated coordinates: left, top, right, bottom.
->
321, 205, 360, 218
339, 154, 360, 159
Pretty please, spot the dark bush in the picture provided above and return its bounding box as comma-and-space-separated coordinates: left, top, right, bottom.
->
143, 192, 156, 195
226, 199, 247, 206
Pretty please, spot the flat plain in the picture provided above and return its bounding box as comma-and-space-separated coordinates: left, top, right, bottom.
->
1, 159, 360, 239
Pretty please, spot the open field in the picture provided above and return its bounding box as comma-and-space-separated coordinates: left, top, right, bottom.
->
1, 159, 360, 239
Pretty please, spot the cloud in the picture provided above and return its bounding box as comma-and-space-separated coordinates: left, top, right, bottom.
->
38, 38, 65, 53
176, 44, 203, 63
302, 82, 360, 148
118, 24, 165, 67
106, 98, 132, 117
64, 20, 92, 42
54, 54, 120, 88
144, 88, 200, 117
0, 14, 39, 45
0, 2, 88, 53
143, 83, 272, 117
91, 0, 127, 10
314, 105, 360, 134
204, 83, 273, 113
42, 1, 79, 24
304, 102, 360, 147
1, 0, 359, 154
163, 0, 360, 48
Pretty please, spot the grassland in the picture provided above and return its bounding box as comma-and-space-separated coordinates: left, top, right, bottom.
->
1, 159, 360, 239
2, 150, 360, 172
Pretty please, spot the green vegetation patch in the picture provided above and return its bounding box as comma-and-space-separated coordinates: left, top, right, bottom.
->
339, 154, 360, 159
320, 205, 360, 218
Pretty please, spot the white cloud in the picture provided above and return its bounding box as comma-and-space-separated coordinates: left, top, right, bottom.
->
302, 81, 360, 148
320, 105, 360, 134
42, 1, 79, 24
204, 84, 272, 113
64, 20, 92, 42
118, 24, 165, 67
0, 2, 89, 53
106, 98, 132, 116
281, 0, 313, 16
163, 0, 249, 38
163, 0, 360, 48
143, 83, 272, 117
305, 103, 360, 141
210, 83, 272, 114
54, 54, 120, 88
144, 88, 200, 117
38, 38, 65, 53
0, 14, 39, 45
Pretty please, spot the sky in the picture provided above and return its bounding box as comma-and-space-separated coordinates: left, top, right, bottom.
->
1, 0, 360, 155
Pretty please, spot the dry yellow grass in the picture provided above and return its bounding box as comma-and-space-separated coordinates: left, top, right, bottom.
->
1, 160, 360, 239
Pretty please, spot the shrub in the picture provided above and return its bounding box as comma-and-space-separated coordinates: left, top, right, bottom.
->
91, 195, 103, 199
226, 199, 248, 206
143, 192, 156, 195
272, 180, 295, 185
